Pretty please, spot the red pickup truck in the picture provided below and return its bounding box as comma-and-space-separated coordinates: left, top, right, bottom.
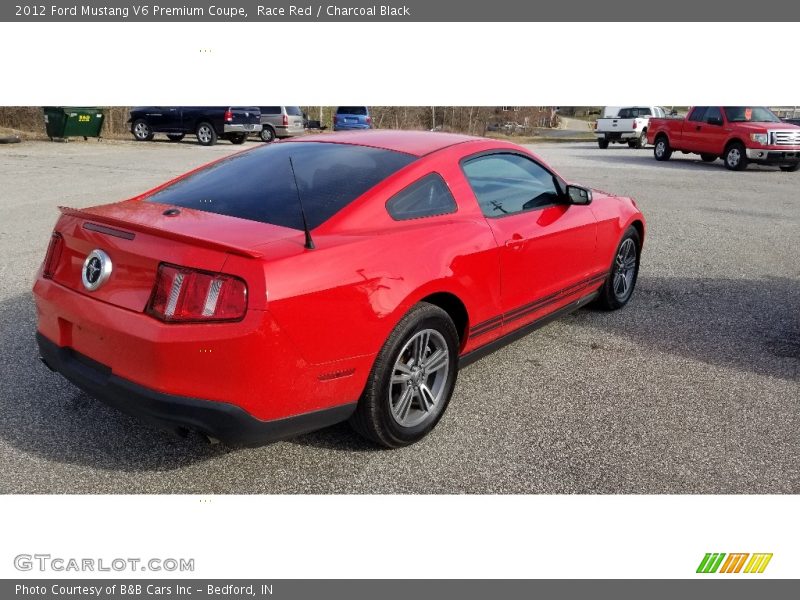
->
647, 107, 800, 172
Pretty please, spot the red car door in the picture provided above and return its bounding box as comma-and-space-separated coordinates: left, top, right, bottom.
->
461, 152, 597, 332
696, 106, 728, 155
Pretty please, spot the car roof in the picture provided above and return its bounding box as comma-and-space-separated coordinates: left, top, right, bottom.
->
286, 130, 482, 157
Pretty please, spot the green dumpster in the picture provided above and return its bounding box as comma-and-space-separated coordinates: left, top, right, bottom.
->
43, 107, 105, 140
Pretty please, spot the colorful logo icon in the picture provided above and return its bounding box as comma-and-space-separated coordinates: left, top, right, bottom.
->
697, 553, 773, 574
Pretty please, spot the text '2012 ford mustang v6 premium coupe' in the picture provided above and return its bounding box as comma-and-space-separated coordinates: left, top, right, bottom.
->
33, 130, 645, 448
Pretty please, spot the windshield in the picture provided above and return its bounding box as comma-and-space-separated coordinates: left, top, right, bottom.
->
723, 107, 781, 123
145, 142, 415, 230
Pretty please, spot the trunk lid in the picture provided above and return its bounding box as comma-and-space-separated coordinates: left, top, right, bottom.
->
50, 200, 297, 312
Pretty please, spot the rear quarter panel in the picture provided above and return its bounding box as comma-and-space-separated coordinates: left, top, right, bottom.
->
261, 145, 504, 365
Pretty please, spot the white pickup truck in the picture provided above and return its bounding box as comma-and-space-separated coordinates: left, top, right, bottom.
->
595, 106, 671, 149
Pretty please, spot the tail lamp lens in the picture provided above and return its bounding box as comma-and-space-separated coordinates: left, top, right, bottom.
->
224, 109, 233, 122
43, 232, 64, 279
148, 264, 247, 322
366, 116, 372, 125
282, 113, 289, 126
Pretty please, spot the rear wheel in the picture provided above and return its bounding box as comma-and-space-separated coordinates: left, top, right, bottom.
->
166, 133, 185, 142
350, 303, 459, 448
131, 119, 154, 141
635, 130, 647, 148
779, 163, 800, 172
595, 226, 641, 311
195, 122, 217, 146
598, 138, 610, 149
229, 133, 248, 145
260, 126, 276, 143
700, 153, 717, 162
654, 136, 672, 161
724, 142, 748, 171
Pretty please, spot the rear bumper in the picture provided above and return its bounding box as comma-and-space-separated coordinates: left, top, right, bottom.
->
334, 124, 371, 131
597, 131, 638, 141
276, 126, 305, 138
223, 123, 262, 134
746, 147, 800, 163
37, 332, 356, 446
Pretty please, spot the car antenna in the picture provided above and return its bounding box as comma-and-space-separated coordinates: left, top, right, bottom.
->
288, 156, 315, 250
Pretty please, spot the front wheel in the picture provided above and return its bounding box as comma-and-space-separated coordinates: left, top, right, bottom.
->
653, 136, 672, 161
724, 142, 748, 171
229, 133, 248, 145
635, 130, 647, 148
595, 226, 641, 311
195, 122, 217, 146
350, 303, 459, 448
131, 119, 154, 141
779, 163, 800, 172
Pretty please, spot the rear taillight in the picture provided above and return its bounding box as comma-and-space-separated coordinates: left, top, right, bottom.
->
333, 114, 338, 124
147, 264, 247, 323
43, 232, 63, 279
282, 113, 289, 126
632, 119, 637, 128
366, 115, 372, 126
224, 109, 233, 122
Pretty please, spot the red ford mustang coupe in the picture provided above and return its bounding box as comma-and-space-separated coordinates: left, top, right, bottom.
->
34, 130, 645, 448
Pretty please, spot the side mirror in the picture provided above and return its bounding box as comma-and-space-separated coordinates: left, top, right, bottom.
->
567, 185, 592, 205
707, 116, 723, 126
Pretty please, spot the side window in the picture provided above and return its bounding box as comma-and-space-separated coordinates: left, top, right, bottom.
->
260, 106, 280, 115
386, 173, 457, 221
688, 107, 707, 122
705, 106, 722, 123
462, 153, 561, 218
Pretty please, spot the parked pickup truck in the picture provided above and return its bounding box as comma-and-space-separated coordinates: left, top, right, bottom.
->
595, 106, 670, 149
129, 107, 262, 146
647, 106, 800, 171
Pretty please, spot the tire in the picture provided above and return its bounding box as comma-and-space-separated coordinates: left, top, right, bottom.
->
779, 163, 800, 172
350, 303, 459, 448
229, 133, 248, 145
195, 122, 217, 146
131, 119, 154, 142
598, 138, 610, 149
700, 153, 717, 162
724, 142, 748, 171
627, 140, 637, 148
166, 133, 185, 142
653, 135, 672, 161
259, 126, 276, 143
595, 226, 641, 311
636, 130, 647, 148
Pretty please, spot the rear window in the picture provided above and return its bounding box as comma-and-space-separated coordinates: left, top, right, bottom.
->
259, 106, 281, 115
337, 107, 368, 116
286, 106, 303, 116
145, 143, 415, 230
617, 107, 651, 118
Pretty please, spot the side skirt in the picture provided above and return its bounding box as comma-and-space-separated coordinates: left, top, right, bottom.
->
458, 292, 599, 368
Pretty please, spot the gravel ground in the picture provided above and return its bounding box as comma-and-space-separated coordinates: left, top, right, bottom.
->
0, 138, 797, 494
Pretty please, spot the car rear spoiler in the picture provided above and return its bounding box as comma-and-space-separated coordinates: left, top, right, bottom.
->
58, 206, 263, 259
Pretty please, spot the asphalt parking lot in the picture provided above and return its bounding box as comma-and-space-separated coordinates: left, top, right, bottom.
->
1, 138, 797, 494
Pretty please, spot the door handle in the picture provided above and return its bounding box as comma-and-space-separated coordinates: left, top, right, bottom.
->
505, 234, 525, 249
